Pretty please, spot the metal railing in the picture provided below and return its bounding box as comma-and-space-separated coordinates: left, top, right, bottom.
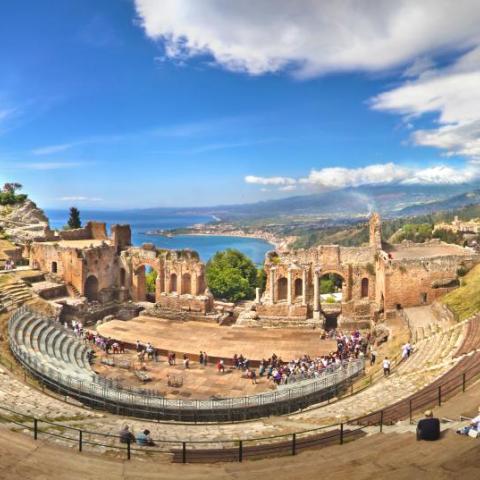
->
0, 349, 479, 463
8, 306, 365, 422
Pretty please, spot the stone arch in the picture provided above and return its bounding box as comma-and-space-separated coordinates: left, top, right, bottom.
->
294, 278, 303, 298
84, 275, 99, 302
170, 273, 178, 293
361, 277, 369, 298
51, 261, 58, 274
181, 273, 192, 295
277, 277, 288, 301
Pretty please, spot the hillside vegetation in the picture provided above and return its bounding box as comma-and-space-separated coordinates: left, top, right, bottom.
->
441, 264, 480, 321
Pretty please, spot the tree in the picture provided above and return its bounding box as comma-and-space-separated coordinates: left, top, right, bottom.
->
2, 182, 22, 194
206, 249, 258, 302
146, 269, 157, 293
67, 207, 82, 229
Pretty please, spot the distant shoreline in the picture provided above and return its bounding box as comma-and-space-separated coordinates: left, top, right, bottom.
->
145, 231, 279, 250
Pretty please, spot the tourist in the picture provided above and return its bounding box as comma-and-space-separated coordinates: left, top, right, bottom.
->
401, 343, 409, 361
146, 343, 154, 360
203, 352, 208, 366
217, 359, 225, 373
383, 357, 391, 376
233, 353, 238, 368
250, 369, 257, 385
406, 342, 412, 357
183, 354, 189, 369
258, 360, 266, 377
119, 425, 136, 444
112, 341, 120, 354
199, 351, 204, 365
136, 429, 155, 446
370, 349, 377, 366
416, 410, 440, 441
136, 340, 142, 353
457, 406, 480, 437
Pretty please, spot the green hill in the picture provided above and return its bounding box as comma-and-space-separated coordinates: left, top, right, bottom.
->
441, 264, 480, 321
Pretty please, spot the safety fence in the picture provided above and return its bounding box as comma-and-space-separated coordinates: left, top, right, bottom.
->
8, 306, 365, 422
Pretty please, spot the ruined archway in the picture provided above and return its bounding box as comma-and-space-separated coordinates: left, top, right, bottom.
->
84, 275, 99, 302
361, 277, 369, 298
181, 273, 191, 295
277, 277, 288, 301
294, 278, 303, 298
319, 272, 344, 325
51, 261, 58, 274
170, 273, 178, 293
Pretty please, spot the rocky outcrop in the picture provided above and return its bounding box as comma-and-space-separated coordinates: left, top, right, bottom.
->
0, 200, 50, 244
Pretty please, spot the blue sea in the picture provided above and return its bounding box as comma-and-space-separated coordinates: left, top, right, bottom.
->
46, 210, 273, 264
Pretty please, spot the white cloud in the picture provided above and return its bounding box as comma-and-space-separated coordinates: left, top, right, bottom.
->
32, 143, 75, 155
20, 162, 84, 170
372, 46, 480, 160
246, 162, 480, 192
58, 196, 103, 202
134, 0, 480, 77
245, 175, 296, 186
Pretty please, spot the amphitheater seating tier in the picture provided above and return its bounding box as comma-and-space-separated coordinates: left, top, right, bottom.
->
9, 310, 94, 381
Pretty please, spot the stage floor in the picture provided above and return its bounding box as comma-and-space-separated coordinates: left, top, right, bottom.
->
96, 316, 337, 363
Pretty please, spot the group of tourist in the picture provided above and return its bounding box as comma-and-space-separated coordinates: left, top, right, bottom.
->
227, 329, 368, 386
119, 425, 155, 446
2, 259, 15, 271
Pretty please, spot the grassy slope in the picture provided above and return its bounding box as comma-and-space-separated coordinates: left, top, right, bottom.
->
441, 264, 480, 321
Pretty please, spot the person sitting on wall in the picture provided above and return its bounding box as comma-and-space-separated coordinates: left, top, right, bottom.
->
119, 425, 136, 444
457, 406, 480, 437
136, 429, 155, 446
416, 410, 441, 441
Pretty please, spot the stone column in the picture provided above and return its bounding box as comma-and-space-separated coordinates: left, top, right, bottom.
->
287, 268, 293, 305
313, 269, 320, 313
164, 269, 169, 294
270, 267, 276, 304
302, 269, 307, 305
255, 287, 261, 303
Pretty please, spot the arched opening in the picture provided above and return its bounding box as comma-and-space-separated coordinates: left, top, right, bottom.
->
181, 273, 191, 295
170, 273, 177, 293
51, 261, 58, 274
294, 278, 303, 298
380, 292, 385, 313
84, 275, 99, 302
120, 268, 126, 287
319, 273, 344, 301
319, 273, 344, 326
277, 277, 288, 301
145, 266, 157, 302
361, 277, 369, 298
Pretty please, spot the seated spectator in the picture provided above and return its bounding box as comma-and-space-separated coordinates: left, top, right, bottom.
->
136, 429, 155, 446
416, 410, 440, 441
457, 406, 480, 437
119, 425, 136, 444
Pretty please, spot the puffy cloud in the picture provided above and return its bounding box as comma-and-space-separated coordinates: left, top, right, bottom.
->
245, 175, 296, 186
372, 46, 480, 160
246, 162, 480, 191
300, 163, 409, 189
134, 0, 480, 77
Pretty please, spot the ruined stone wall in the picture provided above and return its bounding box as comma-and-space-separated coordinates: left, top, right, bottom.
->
381, 254, 478, 311
58, 221, 107, 241
111, 224, 131, 251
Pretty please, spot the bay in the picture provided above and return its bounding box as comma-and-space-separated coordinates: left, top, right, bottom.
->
46, 209, 273, 264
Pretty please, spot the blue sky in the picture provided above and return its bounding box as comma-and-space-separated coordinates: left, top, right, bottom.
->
2, 1, 480, 209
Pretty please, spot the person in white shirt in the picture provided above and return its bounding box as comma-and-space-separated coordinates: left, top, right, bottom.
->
383, 357, 391, 376
457, 406, 480, 436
